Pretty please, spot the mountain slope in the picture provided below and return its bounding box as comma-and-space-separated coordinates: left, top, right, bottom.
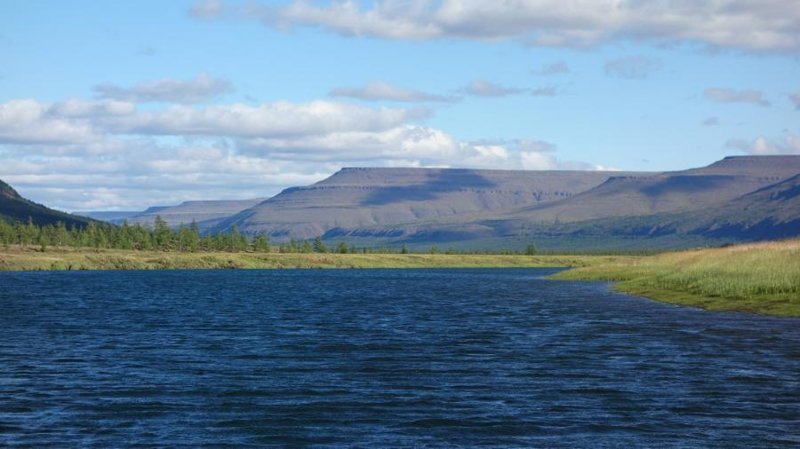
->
0, 179, 93, 227
213, 156, 800, 246
494, 155, 800, 225
522, 172, 800, 245
214, 167, 643, 239
688, 173, 800, 239
112, 198, 267, 229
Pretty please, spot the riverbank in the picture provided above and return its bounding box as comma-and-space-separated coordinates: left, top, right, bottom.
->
5, 241, 797, 317
0, 246, 615, 271
553, 239, 800, 317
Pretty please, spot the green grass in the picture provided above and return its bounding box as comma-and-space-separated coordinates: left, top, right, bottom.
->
553, 239, 800, 317
0, 245, 614, 271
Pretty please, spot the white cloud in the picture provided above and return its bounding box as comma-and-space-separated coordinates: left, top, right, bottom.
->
520, 151, 558, 170
0, 98, 424, 143
0, 95, 600, 210
460, 79, 525, 97
94, 73, 233, 104
726, 135, 800, 155
240, 126, 452, 160
705, 88, 770, 107
0, 99, 100, 144
243, 132, 593, 171
329, 81, 454, 102
229, 0, 800, 53
1, 139, 334, 211
105, 101, 422, 137
604, 56, 658, 79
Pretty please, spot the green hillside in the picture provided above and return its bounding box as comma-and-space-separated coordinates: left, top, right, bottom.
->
0, 179, 93, 228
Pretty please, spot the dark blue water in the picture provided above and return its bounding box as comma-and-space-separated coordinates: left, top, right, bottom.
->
1, 269, 799, 448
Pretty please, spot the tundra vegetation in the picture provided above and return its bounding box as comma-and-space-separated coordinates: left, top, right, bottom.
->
553, 239, 800, 317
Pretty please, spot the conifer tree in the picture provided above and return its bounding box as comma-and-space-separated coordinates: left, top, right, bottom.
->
313, 236, 328, 253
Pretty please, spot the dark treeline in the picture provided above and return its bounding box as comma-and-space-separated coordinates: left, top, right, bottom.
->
0, 216, 538, 255
0, 216, 265, 253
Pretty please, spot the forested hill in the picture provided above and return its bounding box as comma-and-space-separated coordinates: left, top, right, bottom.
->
0, 179, 93, 228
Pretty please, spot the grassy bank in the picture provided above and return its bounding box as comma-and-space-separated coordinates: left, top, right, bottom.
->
553, 239, 800, 317
0, 245, 615, 271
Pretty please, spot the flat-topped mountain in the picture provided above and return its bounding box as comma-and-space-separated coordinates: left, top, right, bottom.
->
0, 179, 94, 228
213, 167, 644, 239
204, 155, 800, 248
492, 155, 800, 224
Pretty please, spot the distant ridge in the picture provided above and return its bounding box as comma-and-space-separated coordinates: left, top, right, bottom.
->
92, 198, 269, 229
206, 156, 800, 248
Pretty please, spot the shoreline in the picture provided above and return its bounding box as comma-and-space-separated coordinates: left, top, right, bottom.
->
552, 239, 800, 317
0, 246, 612, 271
4, 241, 797, 317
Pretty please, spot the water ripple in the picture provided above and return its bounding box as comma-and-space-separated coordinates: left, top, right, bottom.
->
1, 268, 799, 448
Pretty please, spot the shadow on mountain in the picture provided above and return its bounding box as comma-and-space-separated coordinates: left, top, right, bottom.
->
639, 175, 734, 196
698, 218, 800, 240
361, 170, 497, 206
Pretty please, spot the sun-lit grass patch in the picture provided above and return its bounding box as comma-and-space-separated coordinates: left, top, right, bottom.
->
0, 245, 617, 271
554, 239, 800, 316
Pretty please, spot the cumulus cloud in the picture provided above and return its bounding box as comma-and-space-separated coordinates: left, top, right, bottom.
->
106, 101, 423, 137
536, 61, 569, 76
460, 79, 525, 97
726, 135, 800, 155
329, 81, 454, 102
242, 127, 590, 171
0, 99, 102, 144
240, 126, 462, 162
94, 73, 233, 104
604, 56, 658, 79
1, 139, 336, 211
520, 151, 559, 170
0, 98, 422, 142
226, 0, 800, 52
0, 95, 599, 210
705, 88, 770, 107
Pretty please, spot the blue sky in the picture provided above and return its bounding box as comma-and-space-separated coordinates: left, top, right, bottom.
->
1, 0, 798, 211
